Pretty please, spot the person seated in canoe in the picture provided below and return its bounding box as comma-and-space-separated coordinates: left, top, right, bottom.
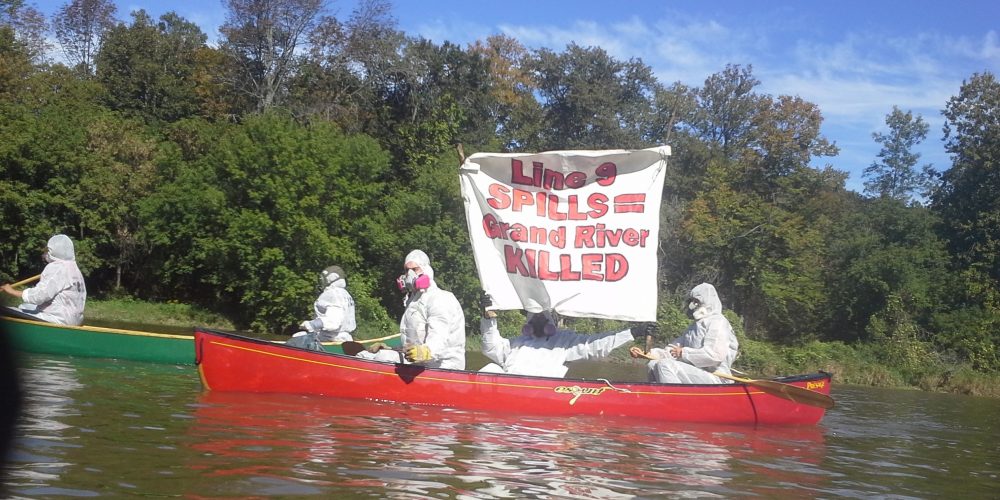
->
1, 234, 86, 326
291, 265, 357, 344
630, 283, 739, 384
360, 249, 466, 369
478, 292, 653, 378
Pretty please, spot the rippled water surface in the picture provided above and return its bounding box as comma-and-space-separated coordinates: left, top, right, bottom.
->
3, 354, 999, 498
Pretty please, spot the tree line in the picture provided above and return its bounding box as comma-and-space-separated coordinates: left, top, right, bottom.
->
1, 0, 997, 373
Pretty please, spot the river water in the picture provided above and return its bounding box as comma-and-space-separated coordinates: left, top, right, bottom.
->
2, 352, 998, 498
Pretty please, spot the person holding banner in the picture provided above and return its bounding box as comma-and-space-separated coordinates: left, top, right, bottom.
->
1, 234, 86, 326
478, 292, 649, 378
395, 249, 466, 370
630, 283, 739, 384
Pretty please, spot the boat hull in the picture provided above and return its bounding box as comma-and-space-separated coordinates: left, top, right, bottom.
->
195, 328, 832, 425
3, 312, 195, 365
2, 308, 400, 365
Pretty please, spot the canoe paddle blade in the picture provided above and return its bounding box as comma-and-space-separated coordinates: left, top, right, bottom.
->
340, 341, 366, 356
715, 372, 835, 410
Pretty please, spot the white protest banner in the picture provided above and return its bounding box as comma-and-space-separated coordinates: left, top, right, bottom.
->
459, 146, 669, 321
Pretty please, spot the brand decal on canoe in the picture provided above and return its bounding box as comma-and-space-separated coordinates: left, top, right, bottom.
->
554, 385, 610, 405
806, 380, 825, 390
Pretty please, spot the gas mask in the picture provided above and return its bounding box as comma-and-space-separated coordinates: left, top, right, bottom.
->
522, 314, 556, 338
397, 270, 430, 292
686, 298, 701, 320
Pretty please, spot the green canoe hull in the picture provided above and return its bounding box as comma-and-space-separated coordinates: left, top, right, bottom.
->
1, 309, 401, 365
2, 314, 195, 365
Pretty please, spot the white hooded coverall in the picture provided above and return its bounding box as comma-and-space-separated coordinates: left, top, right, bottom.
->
397, 250, 466, 370
479, 314, 634, 378
647, 283, 739, 384
20, 234, 86, 326
310, 277, 357, 342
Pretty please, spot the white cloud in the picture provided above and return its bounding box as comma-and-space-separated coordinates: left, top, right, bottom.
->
981, 30, 1000, 61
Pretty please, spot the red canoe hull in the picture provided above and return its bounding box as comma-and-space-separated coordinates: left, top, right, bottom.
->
195, 328, 832, 426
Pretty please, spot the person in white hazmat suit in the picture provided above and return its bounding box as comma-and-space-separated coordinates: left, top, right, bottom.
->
1, 234, 86, 326
362, 249, 466, 369
630, 283, 739, 384
478, 292, 649, 378
292, 265, 357, 343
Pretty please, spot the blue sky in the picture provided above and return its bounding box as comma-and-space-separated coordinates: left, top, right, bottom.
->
29, 0, 999, 193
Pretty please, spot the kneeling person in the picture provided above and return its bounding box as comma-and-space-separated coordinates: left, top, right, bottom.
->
630, 283, 739, 384
292, 265, 356, 347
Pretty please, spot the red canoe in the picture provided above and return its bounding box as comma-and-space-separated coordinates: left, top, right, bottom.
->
195, 328, 833, 426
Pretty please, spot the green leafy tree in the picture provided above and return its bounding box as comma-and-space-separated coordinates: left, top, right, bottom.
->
863, 106, 935, 203
529, 43, 662, 150
930, 71, 1000, 371
933, 72, 1000, 301
688, 64, 763, 158
78, 113, 157, 291
467, 34, 543, 151
676, 65, 841, 341
135, 118, 229, 300
291, 0, 402, 130
96, 10, 207, 123
682, 164, 836, 341
0, 25, 31, 97
825, 198, 949, 343
362, 39, 495, 174
142, 114, 391, 332
0, 65, 105, 280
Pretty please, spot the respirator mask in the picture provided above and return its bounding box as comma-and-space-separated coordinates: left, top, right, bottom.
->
522, 313, 556, 337
397, 270, 430, 292
686, 298, 701, 320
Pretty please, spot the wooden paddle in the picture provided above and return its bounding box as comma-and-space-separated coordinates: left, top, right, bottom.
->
713, 372, 835, 410
339, 340, 401, 357
340, 341, 367, 356
632, 349, 834, 410
9, 275, 40, 288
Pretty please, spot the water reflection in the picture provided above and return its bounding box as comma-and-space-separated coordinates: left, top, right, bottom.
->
5, 355, 203, 498
191, 391, 827, 498
6, 357, 83, 488
8, 352, 1000, 497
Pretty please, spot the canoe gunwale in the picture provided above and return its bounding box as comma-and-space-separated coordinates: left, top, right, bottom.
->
2, 306, 193, 339
196, 326, 829, 387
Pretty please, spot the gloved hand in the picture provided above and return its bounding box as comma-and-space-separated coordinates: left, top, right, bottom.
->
630, 322, 659, 338
367, 342, 391, 354
405, 344, 432, 363
299, 319, 321, 333
480, 291, 497, 318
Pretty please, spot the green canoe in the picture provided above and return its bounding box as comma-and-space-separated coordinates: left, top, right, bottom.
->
1, 307, 401, 365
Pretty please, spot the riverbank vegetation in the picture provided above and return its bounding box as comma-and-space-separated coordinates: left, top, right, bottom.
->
1, 1, 996, 397
81, 297, 1000, 397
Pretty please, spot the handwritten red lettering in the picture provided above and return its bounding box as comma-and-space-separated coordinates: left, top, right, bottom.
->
509, 159, 606, 190
503, 245, 629, 282
596, 162, 617, 186
574, 225, 649, 248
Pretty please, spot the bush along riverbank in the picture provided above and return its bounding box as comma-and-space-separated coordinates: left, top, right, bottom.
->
734, 337, 1000, 398
80, 298, 1000, 398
